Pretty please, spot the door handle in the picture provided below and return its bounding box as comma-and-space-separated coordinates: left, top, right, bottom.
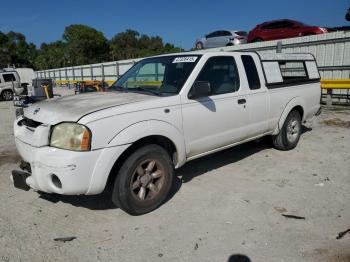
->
238, 99, 246, 104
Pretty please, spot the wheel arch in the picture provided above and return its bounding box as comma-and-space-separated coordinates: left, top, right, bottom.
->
104, 134, 180, 194
272, 97, 305, 135
102, 120, 186, 192
1, 88, 13, 95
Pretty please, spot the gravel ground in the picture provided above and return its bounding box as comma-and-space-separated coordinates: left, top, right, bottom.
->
0, 90, 349, 262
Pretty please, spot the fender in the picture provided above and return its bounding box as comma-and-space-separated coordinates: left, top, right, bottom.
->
272, 96, 305, 135
108, 120, 187, 168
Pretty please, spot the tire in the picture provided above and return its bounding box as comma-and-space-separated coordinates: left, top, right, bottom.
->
304, 33, 316, 36
252, 38, 263, 43
1, 90, 13, 101
112, 144, 174, 215
272, 110, 302, 151
196, 42, 204, 50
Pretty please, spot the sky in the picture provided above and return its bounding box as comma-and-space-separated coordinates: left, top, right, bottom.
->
0, 0, 349, 50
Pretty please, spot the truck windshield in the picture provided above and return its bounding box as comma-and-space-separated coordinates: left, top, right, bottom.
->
109, 55, 201, 95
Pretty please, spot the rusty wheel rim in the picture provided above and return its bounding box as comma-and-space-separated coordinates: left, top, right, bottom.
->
130, 159, 165, 201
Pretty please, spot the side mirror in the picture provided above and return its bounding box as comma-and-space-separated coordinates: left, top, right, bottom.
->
189, 81, 211, 99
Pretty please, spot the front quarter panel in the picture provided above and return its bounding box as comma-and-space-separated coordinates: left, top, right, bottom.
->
80, 95, 186, 165
109, 120, 186, 167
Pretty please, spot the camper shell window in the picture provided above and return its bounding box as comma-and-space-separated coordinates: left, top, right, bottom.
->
258, 53, 320, 88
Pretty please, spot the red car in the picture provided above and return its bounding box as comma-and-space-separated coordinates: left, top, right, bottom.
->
247, 19, 327, 43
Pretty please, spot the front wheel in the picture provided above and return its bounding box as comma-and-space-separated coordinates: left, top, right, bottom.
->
272, 110, 302, 151
112, 144, 173, 215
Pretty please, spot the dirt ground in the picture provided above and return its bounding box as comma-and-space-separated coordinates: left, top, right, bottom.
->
0, 91, 349, 262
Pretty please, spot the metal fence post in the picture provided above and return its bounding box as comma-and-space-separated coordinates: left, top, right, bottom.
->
276, 41, 282, 53
326, 89, 333, 106
65, 68, 68, 83
72, 67, 75, 81
116, 62, 119, 79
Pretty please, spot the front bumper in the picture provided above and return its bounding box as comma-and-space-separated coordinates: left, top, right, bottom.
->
14, 137, 102, 194
13, 136, 130, 195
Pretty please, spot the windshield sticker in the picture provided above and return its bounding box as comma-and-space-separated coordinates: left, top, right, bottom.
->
173, 56, 198, 63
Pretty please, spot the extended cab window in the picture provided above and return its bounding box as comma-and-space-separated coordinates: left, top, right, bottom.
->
3, 73, 16, 82
241, 55, 261, 90
195, 56, 240, 96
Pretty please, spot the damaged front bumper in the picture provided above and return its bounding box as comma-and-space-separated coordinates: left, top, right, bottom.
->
12, 117, 130, 195
13, 138, 105, 195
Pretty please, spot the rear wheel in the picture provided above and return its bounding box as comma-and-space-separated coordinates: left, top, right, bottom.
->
272, 110, 302, 151
1, 90, 13, 101
252, 38, 263, 43
196, 42, 204, 50
112, 144, 173, 215
303, 33, 316, 36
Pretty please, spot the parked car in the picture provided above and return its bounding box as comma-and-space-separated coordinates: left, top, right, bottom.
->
0, 69, 23, 101
195, 30, 247, 49
12, 51, 321, 215
247, 19, 328, 43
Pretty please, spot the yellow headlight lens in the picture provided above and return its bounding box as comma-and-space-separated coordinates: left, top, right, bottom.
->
50, 123, 91, 151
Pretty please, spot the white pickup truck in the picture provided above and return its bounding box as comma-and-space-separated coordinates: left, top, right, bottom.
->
12, 51, 321, 215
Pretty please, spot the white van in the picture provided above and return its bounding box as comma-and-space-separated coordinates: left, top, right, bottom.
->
0, 70, 22, 101
14, 68, 35, 88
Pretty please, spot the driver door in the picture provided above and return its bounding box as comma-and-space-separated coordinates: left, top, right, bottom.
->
181, 55, 249, 158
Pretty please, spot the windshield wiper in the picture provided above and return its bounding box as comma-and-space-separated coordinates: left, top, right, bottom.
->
131, 87, 161, 96
110, 85, 124, 91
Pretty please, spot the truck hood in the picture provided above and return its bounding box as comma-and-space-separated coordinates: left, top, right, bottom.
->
24, 92, 157, 125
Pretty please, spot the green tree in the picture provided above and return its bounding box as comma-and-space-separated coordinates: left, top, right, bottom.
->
1, 26, 182, 70
110, 29, 140, 60
63, 24, 109, 65
0, 31, 36, 68
110, 29, 181, 60
0, 32, 11, 67
34, 41, 67, 70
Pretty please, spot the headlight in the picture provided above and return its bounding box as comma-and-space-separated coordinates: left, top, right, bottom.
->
50, 123, 91, 151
